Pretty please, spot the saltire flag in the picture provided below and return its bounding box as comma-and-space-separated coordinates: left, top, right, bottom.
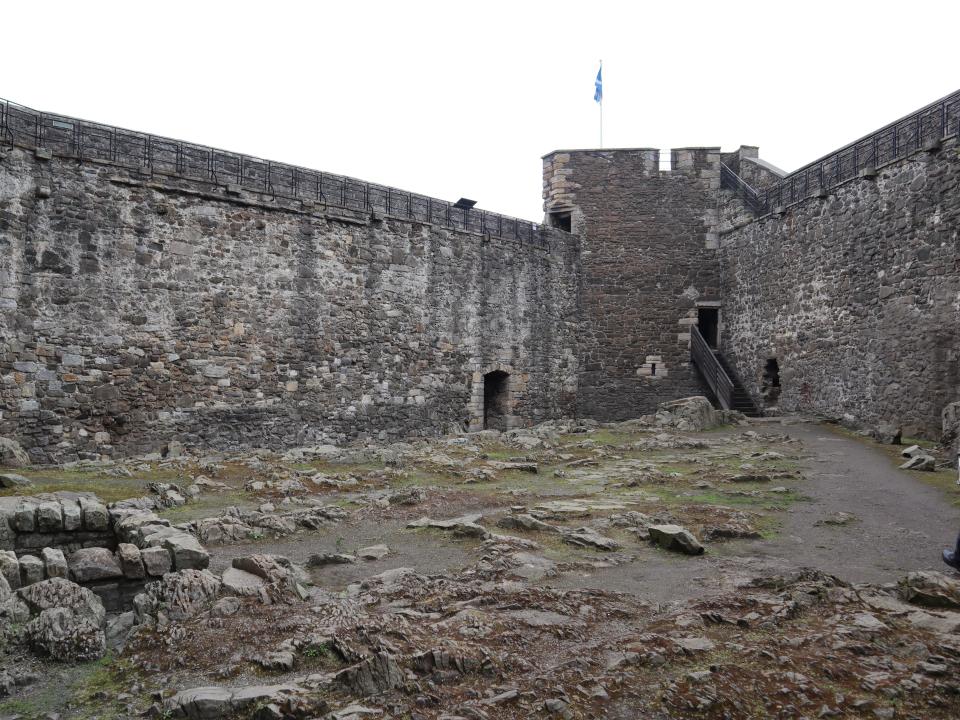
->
594, 64, 602, 104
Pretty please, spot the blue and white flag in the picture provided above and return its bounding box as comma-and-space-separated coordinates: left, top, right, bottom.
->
594, 64, 602, 104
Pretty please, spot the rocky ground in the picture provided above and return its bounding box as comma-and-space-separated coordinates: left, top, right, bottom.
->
2, 399, 960, 719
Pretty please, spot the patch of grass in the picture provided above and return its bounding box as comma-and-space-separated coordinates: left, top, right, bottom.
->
69, 654, 143, 720
311, 460, 387, 474
478, 445, 525, 461
0, 654, 140, 720
574, 430, 636, 447
0, 698, 39, 715
385, 468, 455, 488
156, 491, 253, 522
0, 472, 147, 503
300, 640, 345, 671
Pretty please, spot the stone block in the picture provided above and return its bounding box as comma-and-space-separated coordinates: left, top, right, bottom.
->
19, 553, 45, 586
14, 502, 36, 532
0, 549, 20, 590
0, 506, 15, 545
221, 567, 266, 596
203, 365, 229, 378
141, 546, 172, 576
41, 547, 68, 579
68, 547, 123, 583
649, 524, 704, 555
0, 473, 31, 489
116, 543, 145, 579
36, 501, 63, 532
61, 500, 82, 531
162, 532, 209, 571
15, 532, 58, 549
80, 498, 109, 531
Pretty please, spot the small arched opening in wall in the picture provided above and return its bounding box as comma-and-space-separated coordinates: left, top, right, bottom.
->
761, 358, 781, 406
483, 370, 510, 430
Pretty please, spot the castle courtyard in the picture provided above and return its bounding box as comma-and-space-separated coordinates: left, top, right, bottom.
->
3, 408, 960, 718
2, 4, 960, 717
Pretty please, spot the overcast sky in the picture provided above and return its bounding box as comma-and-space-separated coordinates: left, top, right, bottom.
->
3, 1, 958, 221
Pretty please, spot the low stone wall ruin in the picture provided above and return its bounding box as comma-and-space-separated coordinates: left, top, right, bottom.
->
0, 493, 208, 610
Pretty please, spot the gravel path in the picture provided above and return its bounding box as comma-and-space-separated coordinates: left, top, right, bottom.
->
758, 422, 959, 583
554, 421, 960, 603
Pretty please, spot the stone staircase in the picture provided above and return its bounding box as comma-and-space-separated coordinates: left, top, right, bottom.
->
690, 325, 761, 417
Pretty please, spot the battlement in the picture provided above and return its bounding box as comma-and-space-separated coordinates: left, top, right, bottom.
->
542, 146, 722, 225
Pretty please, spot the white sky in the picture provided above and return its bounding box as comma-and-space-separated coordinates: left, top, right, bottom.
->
3, 1, 958, 222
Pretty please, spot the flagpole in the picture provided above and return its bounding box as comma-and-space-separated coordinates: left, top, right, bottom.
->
599, 60, 603, 148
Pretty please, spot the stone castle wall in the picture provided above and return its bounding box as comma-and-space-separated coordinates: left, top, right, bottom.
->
0, 146, 579, 463
542, 147, 722, 421
2, 91, 958, 454
717, 136, 960, 436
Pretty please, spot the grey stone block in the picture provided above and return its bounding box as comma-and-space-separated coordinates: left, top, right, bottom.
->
141, 546, 172, 576
14, 502, 36, 532
19, 553, 45, 586
162, 532, 209, 571
61, 500, 82, 531
0, 549, 20, 590
41, 547, 68, 579
116, 543, 145, 579
68, 547, 123, 583
79, 498, 109, 531
36, 501, 63, 532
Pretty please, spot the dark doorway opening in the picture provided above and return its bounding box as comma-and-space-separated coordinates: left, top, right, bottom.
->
483, 371, 510, 430
761, 358, 781, 405
697, 307, 719, 348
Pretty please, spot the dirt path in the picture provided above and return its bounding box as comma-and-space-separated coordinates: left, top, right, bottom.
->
755, 422, 959, 583
553, 422, 960, 604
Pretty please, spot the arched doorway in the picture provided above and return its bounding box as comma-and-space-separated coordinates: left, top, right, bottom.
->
483, 370, 510, 430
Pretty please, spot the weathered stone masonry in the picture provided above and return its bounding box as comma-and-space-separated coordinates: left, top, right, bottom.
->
717, 136, 960, 437
2, 90, 958, 458
0, 146, 579, 462
544, 93, 960, 437
542, 147, 723, 421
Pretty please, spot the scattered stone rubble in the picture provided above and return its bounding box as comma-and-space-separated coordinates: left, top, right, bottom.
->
191, 504, 348, 545
2, 417, 959, 718
119, 565, 960, 719
900, 443, 937, 471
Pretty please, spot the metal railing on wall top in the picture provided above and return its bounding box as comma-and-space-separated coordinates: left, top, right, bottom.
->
0, 98, 551, 243
727, 89, 960, 216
